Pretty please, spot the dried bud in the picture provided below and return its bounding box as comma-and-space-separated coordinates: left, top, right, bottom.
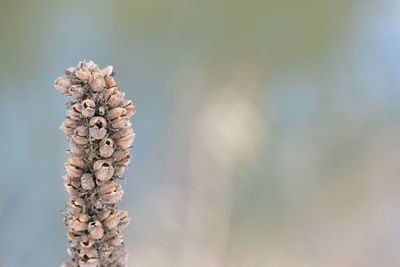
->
112, 128, 135, 149
85, 60, 99, 71
89, 117, 107, 140
99, 138, 114, 158
98, 182, 123, 204
72, 126, 89, 145
93, 160, 114, 181
68, 198, 86, 215
88, 220, 104, 240
81, 99, 96, 118
54, 76, 72, 94
75, 67, 91, 81
80, 235, 96, 248
60, 118, 79, 136
67, 230, 84, 241
69, 85, 85, 99
90, 71, 106, 92
71, 213, 89, 232
81, 173, 95, 190
102, 209, 120, 230
79, 248, 99, 267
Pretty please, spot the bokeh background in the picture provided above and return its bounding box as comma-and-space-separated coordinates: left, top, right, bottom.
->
0, 0, 400, 266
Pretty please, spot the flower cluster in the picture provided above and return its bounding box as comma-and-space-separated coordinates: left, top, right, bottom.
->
55, 60, 135, 267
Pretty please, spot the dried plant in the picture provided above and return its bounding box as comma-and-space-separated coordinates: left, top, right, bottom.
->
54, 60, 135, 267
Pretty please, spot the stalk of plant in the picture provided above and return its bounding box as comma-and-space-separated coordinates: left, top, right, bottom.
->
54, 60, 135, 267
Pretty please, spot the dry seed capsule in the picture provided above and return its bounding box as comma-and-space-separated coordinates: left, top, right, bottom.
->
68, 198, 86, 215
64, 157, 85, 177
104, 87, 123, 107
70, 213, 89, 232
98, 182, 123, 204
69, 85, 85, 99
112, 149, 131, 167
54, 76, 72, 94
71, 126, 89, 145
121, 99, 136, 118
79, 248, 99, 267
101, 65, 113, 77
80, 235, 96, 248
60, 118, 79, 136
88, 220, 104, 240
101, 209, 120, 230
117, 210, 131, 230
90, 71, 106, 92
80, 173, 95, 190
93, 160, 114, 181
68, 103, 82, 119
89, 117, 107, 140
75, 67, 91, 81
99, 138, 114, 158
81, 99, 96, 118
112, 128, 135, 149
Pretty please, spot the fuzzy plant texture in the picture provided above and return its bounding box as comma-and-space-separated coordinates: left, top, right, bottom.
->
54, 60, 135, 267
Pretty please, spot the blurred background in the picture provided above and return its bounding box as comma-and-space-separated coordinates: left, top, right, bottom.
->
0, 0, 400, 266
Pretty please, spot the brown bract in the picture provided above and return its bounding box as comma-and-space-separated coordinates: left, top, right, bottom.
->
55, 60, 134, 267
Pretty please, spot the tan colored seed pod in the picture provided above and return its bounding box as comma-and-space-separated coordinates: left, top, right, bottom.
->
101, 65, 113, 77
75, 67, 91, 81
81, 99, 96, 118
60, 118, 79, 136
89, 116, 107, 140
117, 210, 131, 230
64, 157, 85, 177
112, 128, 135, 149
80, 173, 95, 190
69, 139, 85, 155
68, 103, 82, 119
112, 149, 131, 167
99, 138, 114, 158
90, 71, 106, 93
101, 209, 120, 230
79, 248, 99, 267
98, 182, 123, 204
104, 75, 117, 88
80, 235, 96, 248
69, 85, 85, 99
72, 126, 89, 145
109, 234, 124, 246
93, 160, 114, 181
54, 76, 72, 94
88, 220, 104, 240
104, 87, 124, 107
71, 213, 89, 232
68, 198, 86, 215
121, 99, 136, 118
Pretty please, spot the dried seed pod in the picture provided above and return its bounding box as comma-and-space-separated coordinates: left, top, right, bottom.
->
112, 149, 131, 167
67, 230, 84, 241
101, 65, 113, 77
99, 138, 114, 158
90, 71, 106, 92
68, 198, 86, 215
75, 67, 91, 81
121, 100, 136, 118
68, 103, 82, 120
102, 209, 120, 230
54, 76, 72, 94
112, 128, 135, 149
80, 173, 95, 190
80, 235, 96, 248
71, 213, 89, 232
98, 182, 123, 204
88, 220, 104, 240
104, 76, 117, 88
117, 210, 131, 230
93, 160, 114, 181
81, 99, 96, 118
60, 118, 79, 136
104, 87, 124, 107
72, 126, 89, 145
97, 209, 112, 221
79, 248, 99, 267
64, 157, 85, 177
69, 85, 85, 99
89, 117, 107, 140
109, 234, 123, 246
64, 176, 80, 196
69, 139, 85, 155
